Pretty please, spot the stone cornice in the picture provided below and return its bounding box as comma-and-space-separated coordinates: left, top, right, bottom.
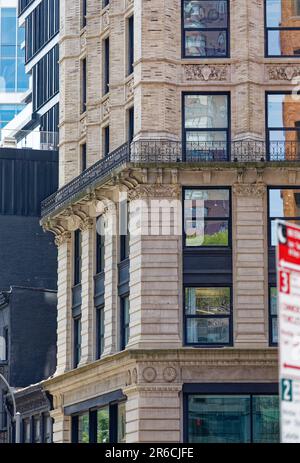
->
43, 348, 278, 393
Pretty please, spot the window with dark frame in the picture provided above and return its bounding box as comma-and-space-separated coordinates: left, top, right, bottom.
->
103, 0, 110, 8
103, 37, 109, 95
128, 106, 134, 143
183, 1, 229, 58
82, 0, 87, 28
186, 392, 279, 443
96, 219, 105, 274
72, 401, 125, 443
120, 200, 130, 261
185, 287, 232, 346
74, 230, 82, 286
265, 0, 300, 57
127, 15, 134, 75
183, 93, 230, 161
96, 305, 105, 359
81, 143, 87, 172
73, 316, 82, 368
103, 125, 110, 157
81, 58, 87, 114
184, 188, 230, 248
266, 92, 300, 161
120, 295, 130, 351
3, 326, 8, 361
268, 188, 300, 247
269, 287, 278, 346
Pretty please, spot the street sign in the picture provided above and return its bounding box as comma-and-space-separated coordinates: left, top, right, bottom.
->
277, 220, 300, 443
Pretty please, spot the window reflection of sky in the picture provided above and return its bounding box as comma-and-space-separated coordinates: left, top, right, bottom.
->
266, 0, 281, 28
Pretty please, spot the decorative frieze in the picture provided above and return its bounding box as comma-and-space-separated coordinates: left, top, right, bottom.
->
128, 184, 180, 200
125, 76, 134, 101
266, 65, 300, 81
184, 64, 229, 82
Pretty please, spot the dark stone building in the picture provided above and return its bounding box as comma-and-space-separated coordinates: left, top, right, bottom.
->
0, 147, 58, 443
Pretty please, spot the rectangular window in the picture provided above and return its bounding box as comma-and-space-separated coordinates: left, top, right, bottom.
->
74, 230, 82, 286
97, 406, 109, 443
267, 92, 300, 161
96, 218, 105, 274
103, 37, 109, 95
269, 287, 278, 346
268, 188, 300, 246
183, 1, 229, 58
74, 316, 82, 368
187, 393, 279, 443
128, 106, 134, 143
120, 200, 130, 260
96, 305, 105, 359
127, 16, 134, 75
43, 415, 52, 443
183, 93, 230, 161
265, 0, 300, 57
72, 401, 125, 443
184, 188, 230, 247
81, 143, 87, 172
2, 326, 8, 361
103, 0, 110, 7
185, 287, 231, 346
120, 295, 130, 350
82, 0, 87, 28
81, 58, 87, 113
103, 125, 110, 157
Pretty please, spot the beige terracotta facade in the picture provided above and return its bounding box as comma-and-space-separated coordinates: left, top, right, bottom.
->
40, 0, 300, 443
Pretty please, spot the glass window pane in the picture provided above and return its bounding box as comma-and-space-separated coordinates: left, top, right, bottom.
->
186, 131, 227, 161
184, 95, 228, 129
272, 317, 278, 344
78, 414, 89, 443
252, 396, 280, 443
186, 317, 230, 344
269, 189, 300, 218
184, 1, 228, 28
268, 29, 300, 57
270, 288, 277, 316
266, 0, 282, 27
185, 189, 230, 216
268, 94, 300, 128
185, 30, 227, 57
185, 288, 230, 315
118, 403, 126, 443
188, 396, 251, 443
97, 407, 109, 443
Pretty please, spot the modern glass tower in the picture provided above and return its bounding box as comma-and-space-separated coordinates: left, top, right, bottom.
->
0, 0, 29, 131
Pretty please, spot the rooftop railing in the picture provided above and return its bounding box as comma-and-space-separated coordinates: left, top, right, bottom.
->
0, 129, 59, 152
41, 139, 300, 218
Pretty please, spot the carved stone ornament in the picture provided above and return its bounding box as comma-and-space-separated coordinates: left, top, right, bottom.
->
55, 231, 72, 247
132, 367, 138, 384
128, 184, 180, 200
102, 9, 109, 29
184, 64, 228, 82
163, 367, 177, 383
126, 370, 132, 386
125, 77, 134, 100
233, 182, 266, 197
79, 217, 94, 232
102, 98, 110, 118
267, 65, 300, 81
142, 367, 157, 383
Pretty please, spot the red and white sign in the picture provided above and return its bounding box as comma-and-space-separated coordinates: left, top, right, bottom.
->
277, 220, 300, 443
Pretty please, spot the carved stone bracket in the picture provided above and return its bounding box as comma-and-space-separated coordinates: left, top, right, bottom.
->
184, 64, 229, 82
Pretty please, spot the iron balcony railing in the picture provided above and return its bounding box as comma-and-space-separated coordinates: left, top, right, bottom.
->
0, 129, 59, 151
41, 139, 300, 218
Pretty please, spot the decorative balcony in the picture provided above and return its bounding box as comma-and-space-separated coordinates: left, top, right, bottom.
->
41, 139, 300, 219
0, 129, 59, 152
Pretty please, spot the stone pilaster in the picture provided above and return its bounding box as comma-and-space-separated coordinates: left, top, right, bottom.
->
233, 182, 268, 347
50, 407, 71, 444
102, 204, 118, 357
55, 232, 73, 375
128, 184, 182, 349
78, 218, 95, 365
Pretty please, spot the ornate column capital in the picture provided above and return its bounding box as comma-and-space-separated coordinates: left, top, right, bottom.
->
233, 182, 266, 198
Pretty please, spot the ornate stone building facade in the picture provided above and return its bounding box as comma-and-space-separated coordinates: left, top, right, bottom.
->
38, 0, 300, 443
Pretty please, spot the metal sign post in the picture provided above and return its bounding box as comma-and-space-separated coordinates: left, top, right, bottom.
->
276, 220, 300, 443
